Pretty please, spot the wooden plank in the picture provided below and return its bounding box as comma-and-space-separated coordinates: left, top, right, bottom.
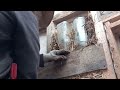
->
53, 11, 75, 20
90, 11, 116, 79
38, 45, 107, 79
104, 21, 120, 79
94, 21, 116, 79
100, 11, 120, 22
110, 19, 120, 28
102, 13, 120, 23
53, 11, 88, 24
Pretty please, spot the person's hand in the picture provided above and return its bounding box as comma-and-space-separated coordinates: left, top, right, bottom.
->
43, 50, 70, 63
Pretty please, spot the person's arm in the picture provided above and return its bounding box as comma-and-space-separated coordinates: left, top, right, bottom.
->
0, 11, 16, 78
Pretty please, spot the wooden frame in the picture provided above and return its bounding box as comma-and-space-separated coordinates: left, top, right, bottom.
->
90, 11, 117, 79
110, 19, 120, 28
103, 15, 120, 79
53, 11, 88, 24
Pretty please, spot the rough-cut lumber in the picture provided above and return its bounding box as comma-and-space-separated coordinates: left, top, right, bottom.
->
110, 19, 120, 28
94, 21, 116, 79
90, 11, 116, 79
104, 21, 120, 79
38, 45, 107, 79
53, 11, 88, 24
102, 13, 120, 23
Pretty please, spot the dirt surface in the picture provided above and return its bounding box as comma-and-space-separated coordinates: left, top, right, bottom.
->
63, 70, 105, 79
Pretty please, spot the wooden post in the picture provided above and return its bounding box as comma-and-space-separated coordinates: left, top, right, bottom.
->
93, 21, 116, 79
104, 21, 120, 79
90, 11, 116, 79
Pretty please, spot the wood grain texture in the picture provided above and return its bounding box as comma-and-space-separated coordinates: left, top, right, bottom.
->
38, 45, 107, 79
105, 22, 120, 79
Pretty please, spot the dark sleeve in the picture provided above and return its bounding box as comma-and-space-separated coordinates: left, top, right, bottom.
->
0, 11, 16, 78
0, 11, 16, 40
39, 54, 44, 67
11, 11, 43, 79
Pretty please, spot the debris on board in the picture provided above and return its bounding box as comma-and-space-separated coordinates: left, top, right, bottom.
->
63, 70, 105, 79
38, 45, 107, 79
63, 13, 104, 79
45, 12, 106, 79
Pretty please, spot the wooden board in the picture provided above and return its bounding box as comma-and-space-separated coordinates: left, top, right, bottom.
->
102, 13, 120, 23
90, 11, 116, 79
38, 45, 107, 79
95, 22, 116, 79
111, 19, 120, 28
53, 11, 88, 24
104, 21, 120, 79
